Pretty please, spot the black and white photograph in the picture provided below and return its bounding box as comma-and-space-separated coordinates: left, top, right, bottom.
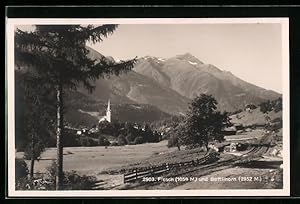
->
6, 18, 290, 197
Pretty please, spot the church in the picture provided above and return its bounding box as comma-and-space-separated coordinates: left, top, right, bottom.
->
99, 99, 111, 123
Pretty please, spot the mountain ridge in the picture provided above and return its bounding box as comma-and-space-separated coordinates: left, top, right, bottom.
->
77, 47, 280, 117
132, 52, 280, 112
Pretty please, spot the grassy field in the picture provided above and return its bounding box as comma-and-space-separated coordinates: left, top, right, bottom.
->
224, 129, 265, 141
16, 140, 178, 177
15, 129, 282, 190
102, 147, 207, 174
15, 129, 266, 177
230, 108, 282, 126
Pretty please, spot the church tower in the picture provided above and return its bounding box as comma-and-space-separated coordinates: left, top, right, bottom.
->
106, 99, 111, 122
98, 99, 112, 123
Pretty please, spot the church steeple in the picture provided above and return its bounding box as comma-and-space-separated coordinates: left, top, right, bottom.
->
106, 99, 111, 122
98, 99, 112, 123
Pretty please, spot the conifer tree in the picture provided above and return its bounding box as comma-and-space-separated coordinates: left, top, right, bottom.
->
15, 25, 136, 189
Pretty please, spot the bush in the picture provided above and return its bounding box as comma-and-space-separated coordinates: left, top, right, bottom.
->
15, 160, 53, 190
245, 104, 257, 110
259, 100, 272, 113
148, 131, 160, 143
45, 161, 97, 190
117, 135, 127, 146
110, 142, 119, 146
167, 136, 180, 150
63, 171, 97, 190
79, 137, 98, 146
63, 131, 81, 147
15, 159, 29, 179
45, 161, 58, 184
15, 159, 30, 190
259, 98, 282, 114
133, 136, 144, 144
125, 134, 135, 144
98, 136, 110, 146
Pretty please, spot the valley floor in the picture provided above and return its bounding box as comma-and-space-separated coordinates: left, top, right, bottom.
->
15, 140, 178, 178
15, 129, 283, 190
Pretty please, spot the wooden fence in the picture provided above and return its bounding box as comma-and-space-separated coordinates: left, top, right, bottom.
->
123, 151, 219, 183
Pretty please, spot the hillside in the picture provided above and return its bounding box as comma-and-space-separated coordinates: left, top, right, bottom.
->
230, 108, 282, 127
78, 69, 190, 115
76, 47, 281, 114
64, 91, 171, 127
134, 53, 280, 112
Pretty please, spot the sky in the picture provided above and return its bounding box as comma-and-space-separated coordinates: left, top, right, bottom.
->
87, 24, 283, 93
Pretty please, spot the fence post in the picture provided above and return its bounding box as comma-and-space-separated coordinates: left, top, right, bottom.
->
197, 158, 199, 164
122, 174, 125, 184
135, 169, 138, 180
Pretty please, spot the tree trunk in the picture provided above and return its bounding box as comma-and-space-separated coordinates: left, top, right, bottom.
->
56, 84, 64, 190
30, 158, 35, 178
177, 143, 181, 151
30, 133, 35, 178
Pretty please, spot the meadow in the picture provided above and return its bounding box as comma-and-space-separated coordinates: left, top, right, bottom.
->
224, 129, 265, 141
15, 129, 280, 189
15, 129, 268, 177
16, 140, 178, 177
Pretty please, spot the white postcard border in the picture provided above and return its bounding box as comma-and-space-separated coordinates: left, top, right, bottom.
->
6, 17, 290, 197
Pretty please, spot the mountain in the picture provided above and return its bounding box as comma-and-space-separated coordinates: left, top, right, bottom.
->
78, 71, 189, 115
133, 52, 280, 112
79, 47, 190, 115
68, 47, 281, 124
16, 45, 282, 127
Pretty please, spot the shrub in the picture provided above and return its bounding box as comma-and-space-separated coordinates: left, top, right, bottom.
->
125, 134, 135, 144
63, 171, 97, 190
46, 161, 58, 184
259, 100, 273, 113
15, 159, 30, 190
167, 136, 180, 150
117, 135, 127, 146
79, 137, 98, 147
16, 177, 32, 190
148, 131, 160, 143
45, 161, 97, 190
133, 136, 144, 144
63, 131, 81, 147
15, 159, 29, 179
245, 104, 257, 110
110, 142, 119, 146
98, 136, 111, 146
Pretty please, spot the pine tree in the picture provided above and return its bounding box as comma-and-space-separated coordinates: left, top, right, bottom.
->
15, 25, 136, 189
